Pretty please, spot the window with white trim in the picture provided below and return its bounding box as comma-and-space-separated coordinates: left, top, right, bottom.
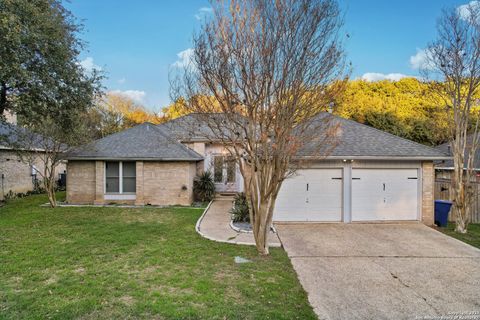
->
105, 161, 136, 194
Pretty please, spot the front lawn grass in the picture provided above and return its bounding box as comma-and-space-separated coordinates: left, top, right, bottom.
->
0, 193, 315, 319
439, 223, 480, 249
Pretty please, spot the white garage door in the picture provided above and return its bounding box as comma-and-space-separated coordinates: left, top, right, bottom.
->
274, 169, 343, 222
351, 168, 419, 221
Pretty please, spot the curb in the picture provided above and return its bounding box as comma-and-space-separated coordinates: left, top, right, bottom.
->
195, 201, 282, 248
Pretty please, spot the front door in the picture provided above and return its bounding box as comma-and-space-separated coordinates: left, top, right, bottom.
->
213, 155, 238, 192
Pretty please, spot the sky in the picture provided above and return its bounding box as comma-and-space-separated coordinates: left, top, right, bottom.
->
64, 0, 471, 112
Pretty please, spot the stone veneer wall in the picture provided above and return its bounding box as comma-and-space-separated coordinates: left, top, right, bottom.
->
421, 161, 435, 226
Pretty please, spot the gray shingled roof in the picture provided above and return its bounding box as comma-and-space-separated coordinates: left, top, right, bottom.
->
435, 135, 480, 169
159, 113, 245, 142
298, 113, 451, 160
66, 122, 202, 161
0, 121, 45, 150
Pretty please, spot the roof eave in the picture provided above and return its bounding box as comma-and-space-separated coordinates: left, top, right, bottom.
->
65, 156, 203, 161
297, 155, 453, 161
435, 166, 480, 171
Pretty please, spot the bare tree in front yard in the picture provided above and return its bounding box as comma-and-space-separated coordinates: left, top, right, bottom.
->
424, 3, 480, 233
3, 112, 98, 207
172, 0, 347, 254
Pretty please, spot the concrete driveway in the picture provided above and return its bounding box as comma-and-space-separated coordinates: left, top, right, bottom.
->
275, 223, 480, 320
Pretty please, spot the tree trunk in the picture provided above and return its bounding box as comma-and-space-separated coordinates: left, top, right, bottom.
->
43, 161, 57, 208
44, 177, 57, 208
0, 81, 7, 115
252, 200, 270, 255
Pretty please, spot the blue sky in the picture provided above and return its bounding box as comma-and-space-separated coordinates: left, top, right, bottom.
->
65, 0, 469, 112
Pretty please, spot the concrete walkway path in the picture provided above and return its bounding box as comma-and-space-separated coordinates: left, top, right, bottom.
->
196, 198, 281, 247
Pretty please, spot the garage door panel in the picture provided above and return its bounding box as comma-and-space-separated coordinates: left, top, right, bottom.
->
274, 175, 307, 218
274, 169, 343, 222
352, 169, 418, 221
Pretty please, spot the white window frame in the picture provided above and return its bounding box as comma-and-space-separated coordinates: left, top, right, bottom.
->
104, 161, 136, 200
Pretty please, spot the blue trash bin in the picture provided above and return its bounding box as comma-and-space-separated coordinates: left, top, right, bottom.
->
434, 200, 452, 227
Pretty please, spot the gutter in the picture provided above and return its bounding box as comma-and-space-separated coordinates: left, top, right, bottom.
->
65, 157, 204, 161
435, 166, 480, 171
297, 155, 452, 161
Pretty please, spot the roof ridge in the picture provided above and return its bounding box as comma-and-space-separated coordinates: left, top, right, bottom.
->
153, 124, 203, 158
84, 122, 151, 145
330, 113, 449, 156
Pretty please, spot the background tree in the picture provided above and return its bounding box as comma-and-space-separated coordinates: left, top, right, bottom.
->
335, 78, 452, 145
0, 0, 103, 206
172, 0, 347, 254
423, 3, 480, 233
86, 92, 163, 139
162, 98, 190, 121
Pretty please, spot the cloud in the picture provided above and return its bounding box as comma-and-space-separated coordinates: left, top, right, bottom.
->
172, 48, 194, 68
117, 77, 126, 84
79, 57, 101, 73
361, 73, 411, 82
195, 7, 213, 20
109, 90, 146, 103
409, 48, 436, 70
457, 1, 480, 20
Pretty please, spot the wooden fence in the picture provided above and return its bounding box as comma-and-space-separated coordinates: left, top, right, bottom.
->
434, 178, 480, 223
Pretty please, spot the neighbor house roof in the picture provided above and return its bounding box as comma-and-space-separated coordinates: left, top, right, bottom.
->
435, 135, 480, 170
297, 113, 451, 160
66, 122, 203, 161
0, 121, 46, 151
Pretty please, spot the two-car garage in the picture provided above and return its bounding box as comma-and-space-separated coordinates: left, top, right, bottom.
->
274, 165, 420, 223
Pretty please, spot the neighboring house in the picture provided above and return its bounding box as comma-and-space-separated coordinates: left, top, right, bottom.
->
434, 135, 480, 222
65, 113, 450, 226
435, 135, 480, 179
0, 120, 66, 200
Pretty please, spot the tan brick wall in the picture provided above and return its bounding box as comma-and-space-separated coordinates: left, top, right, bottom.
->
66, 161, 96, 204
143, 161, 195, 206
66, 160, 196, 206
135, 161, 144, 205
0, 149, 66, 200
94, 161, 105, 205
422, 161, 435, 225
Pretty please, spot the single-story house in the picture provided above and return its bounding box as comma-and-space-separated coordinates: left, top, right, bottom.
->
65, 113, 450, 225
0, 114, 66, 200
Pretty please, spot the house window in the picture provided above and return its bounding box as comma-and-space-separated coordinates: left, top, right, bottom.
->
213, 155, 236, 183
105, 162, 120, 193
226, 157, 236, 183
122, 162, 136, 193
105, 161, 136, 193
213, 156, 223, 183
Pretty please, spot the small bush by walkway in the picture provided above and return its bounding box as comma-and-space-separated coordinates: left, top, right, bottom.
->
0, 193, 315, 319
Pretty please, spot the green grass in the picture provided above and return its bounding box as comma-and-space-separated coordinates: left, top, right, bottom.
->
439, 223, 480, 249
0, 193, 315, 320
